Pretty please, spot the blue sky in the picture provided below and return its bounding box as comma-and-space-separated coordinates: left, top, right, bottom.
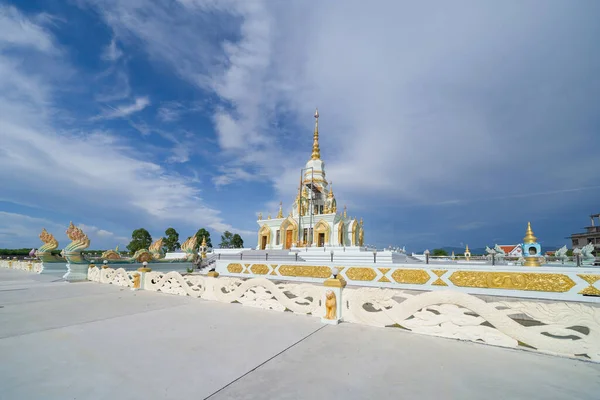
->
1, 0, 599, 251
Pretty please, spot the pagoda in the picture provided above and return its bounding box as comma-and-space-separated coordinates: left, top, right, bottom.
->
256, 110, 364, 250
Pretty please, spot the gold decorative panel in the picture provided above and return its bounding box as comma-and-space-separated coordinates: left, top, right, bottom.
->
227, 263, 243, 274
250, 264, 270, 275
449, 271, 576, 293
346, 267, 377, 281
578, 274, 600, 296
278, 265, 331, 278
432, 270, 448, 286
391, 269, 430, 285
243, 263, 251, 274
378, 276, 391, 283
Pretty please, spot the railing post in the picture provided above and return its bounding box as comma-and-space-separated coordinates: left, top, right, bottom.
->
492, 253, 496, 266
240, 253, 243, 260
266, 253, 269, 261
424, 249, 430, 264
322, 268, 346, 325
295, 252, 298, 261
137, 261, 151, 290
218, 253, 221, 260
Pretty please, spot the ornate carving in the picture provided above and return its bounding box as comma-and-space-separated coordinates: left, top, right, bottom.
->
38, 228, 59, 252
63, 222, 90, 263
250, 264, 270, 275
325, 290, 337, 320
345, 267, 377, 281
145, 271, 206, 298
432, 270, 448, 286
227, 263, 243, 274
449, 271, 576, 292
278, 265, 331, 278
132, 273, 141, 289
101, 248, 122, 260
391, 269, 431, 285
149, 238, 165, 259
578, 274, 600, 296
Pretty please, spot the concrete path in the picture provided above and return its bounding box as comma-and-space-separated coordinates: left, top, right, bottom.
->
1, 269, 599, 400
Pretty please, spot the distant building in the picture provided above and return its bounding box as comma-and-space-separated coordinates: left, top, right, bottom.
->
498, 245, 522, 257
569, 213, 600, 256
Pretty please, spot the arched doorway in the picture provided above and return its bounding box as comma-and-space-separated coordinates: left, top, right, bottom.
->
350, 220, 358, 246
258, 224, 271, 250
279, 217, 298, 249
338, 221, 345, 246
314, 219, 331, 247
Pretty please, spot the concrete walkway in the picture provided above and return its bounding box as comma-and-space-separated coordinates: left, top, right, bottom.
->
1, 269, 599, 400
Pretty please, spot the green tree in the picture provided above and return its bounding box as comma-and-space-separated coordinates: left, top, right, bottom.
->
432, 248, 448, 257
163, 227, 180, 252
194, 228, 212, 249
126, 228, 152, 254
566, 249, 574, 257
231, 233, 244, 248
220, 230, 233, 248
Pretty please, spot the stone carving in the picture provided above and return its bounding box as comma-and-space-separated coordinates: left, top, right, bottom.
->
325, 290, 337, 320
449, 271, 576, 292
343, 288, 600, 361
88, 266, 101, 282
581, 243, 596, 265
554, 245, 569, 263
149, 238, 165, 259
36, 228, 63, 263
145, 271, 206, 298
100, 267, 136, 287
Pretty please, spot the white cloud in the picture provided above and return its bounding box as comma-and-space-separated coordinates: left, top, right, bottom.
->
0, 5, 251, 248
157, 101, 184, 122
81, 0, 600, 218
101, 36, 122, 61
0, 212, 64, 249
94, 96, 150, 119
0, 5, 56, 53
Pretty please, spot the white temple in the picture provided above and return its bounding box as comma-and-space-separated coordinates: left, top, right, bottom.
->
256, 109, 364, 250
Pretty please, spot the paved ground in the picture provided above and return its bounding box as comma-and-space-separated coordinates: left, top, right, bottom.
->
1, 269, 599, 400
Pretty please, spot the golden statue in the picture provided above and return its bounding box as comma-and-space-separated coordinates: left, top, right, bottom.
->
325, 290, 337, 320
132, 273, 141, 289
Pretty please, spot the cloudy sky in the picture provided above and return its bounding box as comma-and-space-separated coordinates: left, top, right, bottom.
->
1, 0, 599, 251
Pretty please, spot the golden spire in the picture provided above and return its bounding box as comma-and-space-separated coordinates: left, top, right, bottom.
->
465, 244, 470, 252
343, 205, 347, 218
360, 217, 363, 226
523, 222, 537, 244
311, 108, 321, 160
201, 235, 207, 247
277, 202, 283, 218
327, 182, 334, 198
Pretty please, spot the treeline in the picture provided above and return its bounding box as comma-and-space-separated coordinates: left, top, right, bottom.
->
126, 227, 244, 254
0, 249, 111, 256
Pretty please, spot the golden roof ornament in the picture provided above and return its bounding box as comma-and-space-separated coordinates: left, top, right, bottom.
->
360, 217, 363, 226
327, 182, 334, 198
523, 222, 537, 244
258, 212, 262, 220
277, 202, 283, 218
465, 244, 470, 252
201, 235, 207, 247
311, 108, 321, 160
343, 205, 347, 218
267, 214, 271, 220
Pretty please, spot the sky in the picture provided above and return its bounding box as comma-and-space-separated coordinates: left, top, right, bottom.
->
1, 0, 599, 251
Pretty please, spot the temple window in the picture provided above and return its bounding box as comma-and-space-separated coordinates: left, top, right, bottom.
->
276, 230, 280, 245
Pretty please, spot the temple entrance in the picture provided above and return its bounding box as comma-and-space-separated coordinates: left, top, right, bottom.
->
318, 233, 325, 247
285, 230, 293, 249
260, 235, 267, 250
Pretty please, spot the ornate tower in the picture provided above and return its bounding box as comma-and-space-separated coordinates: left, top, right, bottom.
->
522, 222, 542, 267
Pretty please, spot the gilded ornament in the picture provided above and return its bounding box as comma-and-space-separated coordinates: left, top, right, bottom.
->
311, 108, 321, 160
250, 264, 270, 275
132, 273, 141, 289
391, 269, 431, 285
432, 269, 448, 286
448, 271, 576, 292
227, 263, 243, 274
324, 290, 337, 320
277, 202, 283, 219
523, 222, 537, 244
345, 267, 377, 281
577, 274, 600, 295
278, 265, 331, 278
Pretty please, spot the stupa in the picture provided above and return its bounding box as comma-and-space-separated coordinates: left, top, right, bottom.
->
256, 109, 364, 250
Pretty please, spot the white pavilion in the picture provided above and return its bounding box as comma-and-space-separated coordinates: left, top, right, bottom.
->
256, 109, 364, 250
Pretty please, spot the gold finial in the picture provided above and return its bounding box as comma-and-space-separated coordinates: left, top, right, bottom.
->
523, 222, 537, 244
277, 201, 283, 218
267, 214, 271, 220
258, 212, 262, 220
343, 205, 347, 218
360, 217, 363, 226
465, 244, 469, 252
327, 182, 334, 198
311, 108, 321, 160
201, 235, 207, 247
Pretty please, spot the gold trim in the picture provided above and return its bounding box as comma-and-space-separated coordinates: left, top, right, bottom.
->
432, 269, 448, 286
207, 271, 219, 278
391, 269, 431, 285
324, 277, 347, 288
378, 276, 391, 283
250, 264, 270, 275
227, 263, 243, 274
279, 265, 331, 278
137, 267, 152, 273
280, 216, 299, 249
313, 219, 331, 246
345, 267, 377, 281
449, 271, 575, 292
578, 274, 600, 295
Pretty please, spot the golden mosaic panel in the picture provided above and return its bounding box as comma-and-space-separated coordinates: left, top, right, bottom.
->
378, 276, 391, 283
270, 264, 279, 275
345, 267, 377, 281
449, 271, 576, 293
278, 265, 331, 278
243, 263, 251, 274
391, 269, 430, 285
432, 269, 448, 286
250, 264, 270, 275
227, 263, 243, 274
577, 274, 600, 296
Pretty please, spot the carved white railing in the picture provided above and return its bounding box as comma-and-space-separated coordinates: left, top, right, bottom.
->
87, 267, 600, 362
0, 260, 41, 272
343, 287, 600, 361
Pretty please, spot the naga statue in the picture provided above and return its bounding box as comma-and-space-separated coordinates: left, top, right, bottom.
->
62, 222, 90, 264
149, 238, 165, 260
485, 245, 505, 263
101, 246, 122, 260
180, 235, 198, 262
581, 243, 597, 265
554, 245, 569, 263
35, 228, 64, 263
493, 244, 507, 261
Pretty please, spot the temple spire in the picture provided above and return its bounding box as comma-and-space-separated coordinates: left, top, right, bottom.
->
311, 108, 321, 160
